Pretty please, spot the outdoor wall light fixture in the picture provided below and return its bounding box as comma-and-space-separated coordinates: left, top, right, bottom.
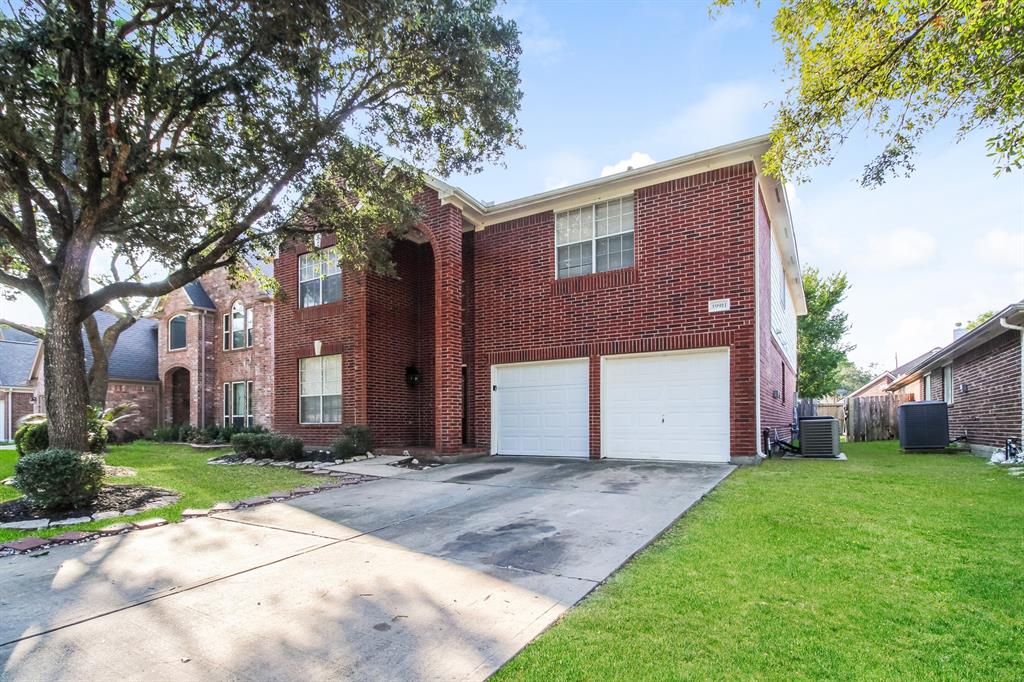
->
405, 364, 421, 388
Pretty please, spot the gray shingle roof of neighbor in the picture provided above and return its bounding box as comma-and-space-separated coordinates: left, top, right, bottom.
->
893, 347, 943, 376
83, 310, 160, 382
0, 338, 39, 387
0, 326, 40, 344
183, 281, 216, 310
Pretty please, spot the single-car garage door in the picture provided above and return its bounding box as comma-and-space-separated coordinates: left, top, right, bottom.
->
493, 359, 589, 457
602, 349, 730, 462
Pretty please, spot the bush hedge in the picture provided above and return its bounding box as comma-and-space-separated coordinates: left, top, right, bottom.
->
14, 449, 105, 510
331, 424, 373, 460
13, 419, 108, 456
230, 432, 303, 461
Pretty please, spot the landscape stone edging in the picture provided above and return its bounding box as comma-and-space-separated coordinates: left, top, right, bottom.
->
0, 473, 377, 557
0, 491, 181, 531
206, 452, 379, 470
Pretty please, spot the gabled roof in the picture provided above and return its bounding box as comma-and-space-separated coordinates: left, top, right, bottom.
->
183, 281, 216, 310
0, 338, 40, 387
893, 348, 943, 377
888, 301, 1024, 391
847, 372, 896, 399
82, 311, 160, 382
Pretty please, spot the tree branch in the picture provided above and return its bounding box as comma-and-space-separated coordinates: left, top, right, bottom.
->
0, 318, 44, 339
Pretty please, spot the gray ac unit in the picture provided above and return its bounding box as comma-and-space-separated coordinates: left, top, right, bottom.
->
799, 416, 841, 457
898, 400, 949, 451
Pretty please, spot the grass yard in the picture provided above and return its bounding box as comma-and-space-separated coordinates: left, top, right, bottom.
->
495, 441, 1024, 681
0, 441, 333, 543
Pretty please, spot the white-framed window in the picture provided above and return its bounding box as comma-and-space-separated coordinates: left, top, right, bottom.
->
168, 314, 187, 350
223, 381, 254, 428
924, 374, 932, 400
299, 354, 342, 424
555, 197, 634, 279
223, 301, 253, 350
943, 365, 953, 405
299, 248, 342, 308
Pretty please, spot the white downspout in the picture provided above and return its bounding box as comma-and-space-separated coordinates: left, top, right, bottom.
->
199, 311, 206, 429
1000, 318, 1024, 445
753, 178, 763, 458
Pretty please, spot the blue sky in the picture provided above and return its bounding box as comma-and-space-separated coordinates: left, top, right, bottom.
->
4, 0, 1022, 371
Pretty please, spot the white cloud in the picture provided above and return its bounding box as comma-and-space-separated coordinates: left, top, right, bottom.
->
541, 151, 593, 190
974, 228, 1024, 267
655, 81, 770, 152
502, 2, 564, 61
601, 152, 655, 177
863, 228, 937, 269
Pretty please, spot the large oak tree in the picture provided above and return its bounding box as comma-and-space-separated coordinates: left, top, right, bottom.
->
0, 0, 522, 450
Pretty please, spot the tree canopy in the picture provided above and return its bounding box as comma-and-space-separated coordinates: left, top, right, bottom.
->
964, 310, 995, 330
797, 267, 853, 399
0, 0, 523, 449
714, 0, 1024, 186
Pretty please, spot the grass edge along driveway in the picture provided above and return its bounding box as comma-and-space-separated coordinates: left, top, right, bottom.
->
0, 441, 333, 543
494, 441, 1024, 681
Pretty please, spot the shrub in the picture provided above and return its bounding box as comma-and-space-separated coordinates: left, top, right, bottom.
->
14, 421, 49, 456
13, 449, 105, 510
231, 432, 303, 460
270, 434, 304, 461
151, 425, 179, 443
331, 424, 373, 460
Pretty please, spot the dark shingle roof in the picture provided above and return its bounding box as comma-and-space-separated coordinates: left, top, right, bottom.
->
0, 326, 40, 344
0, 339, 39, 387
183, 281, 216, 310
83, 311, 159, 382
893, 348, 942, 376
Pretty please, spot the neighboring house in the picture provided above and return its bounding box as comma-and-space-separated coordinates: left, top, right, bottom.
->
272, 135, 807, 464
0, 326, 41, 441
887, 301, 1024, 453
847, 348, 942, 400
156, 263, 275, 430
29, 311, 160, 434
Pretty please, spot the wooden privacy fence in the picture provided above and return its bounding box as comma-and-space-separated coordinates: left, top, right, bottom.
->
815, 402, 846, 435
847, 394, 912, 442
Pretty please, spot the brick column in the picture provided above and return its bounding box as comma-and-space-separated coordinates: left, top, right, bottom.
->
428, 203, 464, 452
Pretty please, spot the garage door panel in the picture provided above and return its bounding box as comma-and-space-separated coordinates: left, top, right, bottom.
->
495, 359, 589, 458
602, 350, 730, 463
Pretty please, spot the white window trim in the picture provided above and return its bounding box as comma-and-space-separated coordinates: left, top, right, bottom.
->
299, 354, 342, 424
924, 374, 932, 400
223, 381, 253, 427
168, 314, 187, 351
298, 248, 343, 308
554, 196, 634, 279
223, 301, 253, 350
943, 365, 953, 405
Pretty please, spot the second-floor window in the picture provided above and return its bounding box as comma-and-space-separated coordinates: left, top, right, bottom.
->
299, 248, 342, 308
223, 301, 253, 350
168, 315, 186, 350
555, 196, 635, 279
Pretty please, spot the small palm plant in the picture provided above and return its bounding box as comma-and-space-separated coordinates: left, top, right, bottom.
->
15, 402, 139, 455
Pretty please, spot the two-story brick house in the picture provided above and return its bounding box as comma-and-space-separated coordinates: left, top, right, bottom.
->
155, 263, 275, 429
271, 135, 806, 464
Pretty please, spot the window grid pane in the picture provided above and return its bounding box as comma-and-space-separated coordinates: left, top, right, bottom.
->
299, 355, 341, 423
169, 316, 186, 350
556, 198, 633, 279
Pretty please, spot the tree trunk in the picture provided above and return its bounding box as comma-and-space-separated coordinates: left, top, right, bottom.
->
43, 302, 90, 451
88, 358, 110, 408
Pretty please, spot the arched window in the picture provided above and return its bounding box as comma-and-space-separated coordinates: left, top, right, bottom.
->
168, 315, 186, 350
223, 300, 249, 350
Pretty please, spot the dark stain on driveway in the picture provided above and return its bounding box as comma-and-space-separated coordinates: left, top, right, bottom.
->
445, 467, 515, 483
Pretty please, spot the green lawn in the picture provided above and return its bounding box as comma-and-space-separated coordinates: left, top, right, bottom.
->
495, 441, 1024, 681
0, 441, 333, 543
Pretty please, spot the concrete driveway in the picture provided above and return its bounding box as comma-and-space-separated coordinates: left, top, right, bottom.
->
0, 457, 732, 681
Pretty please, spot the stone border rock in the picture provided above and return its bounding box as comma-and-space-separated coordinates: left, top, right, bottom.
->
0, 473, 377, 557
0, 491, 181, 531
207, 452, 379, 470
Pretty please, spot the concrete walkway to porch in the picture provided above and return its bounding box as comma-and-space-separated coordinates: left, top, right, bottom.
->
1, 457, 732, 681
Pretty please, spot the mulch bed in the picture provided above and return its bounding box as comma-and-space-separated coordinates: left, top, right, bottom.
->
0, 485, 178, 524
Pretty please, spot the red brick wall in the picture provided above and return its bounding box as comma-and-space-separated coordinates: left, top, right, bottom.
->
365, 240, 435, 447
472, 162, 760, 458
2, 390, 36, 439
946, 332, 1022, 448
272, 236, 367, 446
462, 231, 476, 445
105, 381, 160, 434
757, 188, 796, 441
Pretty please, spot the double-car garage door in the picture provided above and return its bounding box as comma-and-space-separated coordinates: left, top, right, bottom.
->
492, 349, 730, 462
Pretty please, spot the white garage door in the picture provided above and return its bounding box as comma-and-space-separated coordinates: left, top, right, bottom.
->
602, 349, 730, 462
493, 359, 589, 457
